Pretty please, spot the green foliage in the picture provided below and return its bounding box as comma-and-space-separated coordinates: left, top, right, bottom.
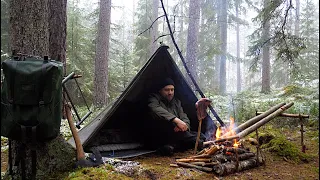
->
261, 135, 314, 163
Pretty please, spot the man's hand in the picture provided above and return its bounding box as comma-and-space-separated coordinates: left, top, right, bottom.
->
172, 117, 188, 132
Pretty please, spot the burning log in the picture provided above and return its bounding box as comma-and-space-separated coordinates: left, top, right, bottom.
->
213, 157, 263, 176
210, 102, 294, 143
176, 158, 212, 163
204, 145, 221, 155
224, 147, 249, 154
176, 162, 213, 172
221, 102, 286, 138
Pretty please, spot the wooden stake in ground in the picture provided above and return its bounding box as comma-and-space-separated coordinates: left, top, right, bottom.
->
194, 118, 202, 154
194, 98, 212, 154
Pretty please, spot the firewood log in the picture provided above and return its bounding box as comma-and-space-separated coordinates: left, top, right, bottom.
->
187, 154, 212, 159
176, 158, 212, 163
190, 161, 220, 167
177, 162, 213, 172
213, 157, 263, 176
205, 145, 220, 155
224, 147, 249, 154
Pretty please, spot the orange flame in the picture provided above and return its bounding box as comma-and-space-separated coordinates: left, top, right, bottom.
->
215, 126, 221, 140
233, 139, 239, 148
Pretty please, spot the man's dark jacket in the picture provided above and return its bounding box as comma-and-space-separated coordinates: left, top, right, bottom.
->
148, 93, 190, 130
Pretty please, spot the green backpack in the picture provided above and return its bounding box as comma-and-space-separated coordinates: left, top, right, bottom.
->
1, 56, 63, 142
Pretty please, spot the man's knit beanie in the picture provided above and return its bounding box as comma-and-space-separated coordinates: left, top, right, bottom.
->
158, 77, 175, 90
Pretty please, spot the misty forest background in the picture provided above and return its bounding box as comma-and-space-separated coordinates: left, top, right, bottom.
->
1, 0, 319, 128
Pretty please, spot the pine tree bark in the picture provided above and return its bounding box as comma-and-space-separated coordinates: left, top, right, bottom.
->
261, 0, 271, 93
186, 0, 200, 86
219, 0, 227, 95
94, 0, 111, 107
5, 0, 76, 179
49, 0, 67, 74
236, 0, 242, 92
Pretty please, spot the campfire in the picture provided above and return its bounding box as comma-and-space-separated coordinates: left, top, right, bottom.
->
172, 102, 294, 176
173, 118, 263, 176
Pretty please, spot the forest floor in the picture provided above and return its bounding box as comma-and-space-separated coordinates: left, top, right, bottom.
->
1, 126, 319, 180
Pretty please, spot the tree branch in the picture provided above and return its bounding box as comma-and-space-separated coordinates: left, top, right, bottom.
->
138, 15, 165, 36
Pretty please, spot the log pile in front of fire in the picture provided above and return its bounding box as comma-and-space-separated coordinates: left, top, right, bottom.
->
173, 139, 263, 176
172, 102, 294, 176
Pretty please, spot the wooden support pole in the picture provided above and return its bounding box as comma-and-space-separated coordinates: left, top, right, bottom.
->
300, 114, 306, 153
255, 129, 259, 162
220, 102, 286, 138
256, 112, 309, 118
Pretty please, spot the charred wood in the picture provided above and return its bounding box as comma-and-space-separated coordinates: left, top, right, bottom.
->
224, 147, 249, 154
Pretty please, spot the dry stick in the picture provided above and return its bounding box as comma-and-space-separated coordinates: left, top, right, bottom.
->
212, 102, 294, 143
176, 162, 213, 172
160, 0, 225, 127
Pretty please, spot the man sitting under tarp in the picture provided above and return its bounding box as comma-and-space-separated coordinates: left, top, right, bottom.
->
145, 78, 206, 156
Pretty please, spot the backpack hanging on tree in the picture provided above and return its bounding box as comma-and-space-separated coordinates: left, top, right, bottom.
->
1, 55, 63, 179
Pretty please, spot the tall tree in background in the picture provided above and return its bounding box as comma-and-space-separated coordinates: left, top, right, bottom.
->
7, 0, 74, 178
293, 0, 319, 84
235, 0, 241, 92
294, 0, 300, 36
186, 0, 200, 86
134, 0, 152, 68
219, 0, 227, 94
94, 0, 111, 107
261, 0, 271, 93
150, 0, 159, 55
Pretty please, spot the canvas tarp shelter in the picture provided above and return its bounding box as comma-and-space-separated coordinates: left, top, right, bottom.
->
67, 45, 216, 158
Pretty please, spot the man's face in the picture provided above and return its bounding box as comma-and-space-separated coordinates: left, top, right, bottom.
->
159, 85, 174, 101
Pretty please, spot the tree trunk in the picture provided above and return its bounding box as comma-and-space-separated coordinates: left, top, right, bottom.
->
236, 1, 241, 92
94, 0, 112, 107
219, 0, 227, 95
186, 0, 200, 87
213, 0, 221, 92
150, 0, 159, 55
261, 0, 271, 93
6, 0, 76, 179
49, 0, 67, 75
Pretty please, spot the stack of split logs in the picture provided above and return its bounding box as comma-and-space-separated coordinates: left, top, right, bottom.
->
171, 102, 294, 176
173, 140, 263, 176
